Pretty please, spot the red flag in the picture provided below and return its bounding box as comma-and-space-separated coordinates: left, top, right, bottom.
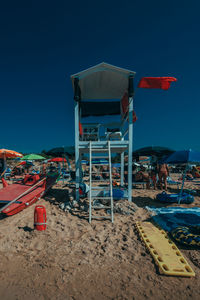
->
138, 77, 177, 90
121, 92, 137, 123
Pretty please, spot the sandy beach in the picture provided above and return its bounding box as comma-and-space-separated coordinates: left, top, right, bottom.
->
0, 176, 200, 300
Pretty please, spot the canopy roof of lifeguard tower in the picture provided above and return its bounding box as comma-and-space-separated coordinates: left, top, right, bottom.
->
71, 62, 136, 100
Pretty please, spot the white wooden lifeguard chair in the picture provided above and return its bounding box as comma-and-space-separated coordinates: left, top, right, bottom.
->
71, 62, 136, 222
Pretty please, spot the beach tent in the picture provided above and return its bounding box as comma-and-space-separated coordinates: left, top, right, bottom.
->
165, 149, 200, 203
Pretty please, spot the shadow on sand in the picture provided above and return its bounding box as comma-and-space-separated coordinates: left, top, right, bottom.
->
44, 187, 69, 205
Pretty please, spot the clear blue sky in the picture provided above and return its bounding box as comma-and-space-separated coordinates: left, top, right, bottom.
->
0, 0, 200, 153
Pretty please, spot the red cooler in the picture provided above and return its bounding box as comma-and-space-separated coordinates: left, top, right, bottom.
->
34, 205, 47, 231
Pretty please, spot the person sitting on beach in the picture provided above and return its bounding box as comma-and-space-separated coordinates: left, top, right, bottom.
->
41, 162, 46, 175
158, 163, 169, 190
49, 162, 57, 173
191, 166, 200, 178
133, 166, 150, 189
91, 166, 101, 180
112, 167, 120, 179
100, 166, 109, 180
11, 165, 23, 178
24, 161, 33, 174
0, 159, 4, 176
186, 170, 194, 180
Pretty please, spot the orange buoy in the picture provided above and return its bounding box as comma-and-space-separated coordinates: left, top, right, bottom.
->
34, 205, 47, 231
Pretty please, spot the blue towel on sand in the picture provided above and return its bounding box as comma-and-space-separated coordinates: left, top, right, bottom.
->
146, 207, 200, 232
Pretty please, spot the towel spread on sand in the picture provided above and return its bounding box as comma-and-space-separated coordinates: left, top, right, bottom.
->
146, 207, 200, 232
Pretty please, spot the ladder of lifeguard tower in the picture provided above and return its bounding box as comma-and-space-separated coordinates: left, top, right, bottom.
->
89, 141, 114, 223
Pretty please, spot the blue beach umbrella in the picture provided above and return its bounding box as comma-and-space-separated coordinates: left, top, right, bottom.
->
165, 149, 200, 203
165, 149, 200, 165
133, 146, 174, 158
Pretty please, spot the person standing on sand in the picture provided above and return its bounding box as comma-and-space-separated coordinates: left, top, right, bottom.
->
150, 167, 157, 190
150, 155, 158, 190
158, 163, 169, 190
0, 158, 4, 176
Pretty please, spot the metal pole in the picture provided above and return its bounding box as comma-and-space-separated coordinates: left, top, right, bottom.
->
89, 142, 92, 223
128, 96, 133, 202
120, 151, 124, 186
3, 153, 7, 179
62, 146, 65, 185
120, 112, 125, 186
178, 164, 188, 204
79, 152, 82, 182
75, 101, 80, 201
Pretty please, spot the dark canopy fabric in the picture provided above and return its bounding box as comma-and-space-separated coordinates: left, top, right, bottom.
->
165, 150, 200, 164
45, 146, 75, 157
133, 146, 174, 159
81, 101, 120, 117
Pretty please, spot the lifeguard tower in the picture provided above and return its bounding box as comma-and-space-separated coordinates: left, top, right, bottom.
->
71, 62, 136, 222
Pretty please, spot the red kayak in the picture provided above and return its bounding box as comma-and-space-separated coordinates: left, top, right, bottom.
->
0, 173, 58, 216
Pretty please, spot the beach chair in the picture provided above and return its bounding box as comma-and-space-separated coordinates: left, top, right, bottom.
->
132, 181, 146, 188
167, 176, 180, 189
4, 168, 11, 179
105, 128, 122, 140
104, 122, 122, 140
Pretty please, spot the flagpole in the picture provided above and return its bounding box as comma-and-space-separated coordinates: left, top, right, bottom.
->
63, 146, 65, 185
3, 152, 7, 178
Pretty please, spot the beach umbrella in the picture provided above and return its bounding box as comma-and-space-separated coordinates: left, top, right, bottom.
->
19, 161, 26, 166
0, 149, 23, 175
165, 150, 200, 165
133, 146, 174, 158
18, 161, 33, 166
0, 149, 23, 158
22, 154, 45, 160
0, 149, 23, 177
164, 149, 200, 203
45, 146, 75, 157
48, 157, 67, 163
